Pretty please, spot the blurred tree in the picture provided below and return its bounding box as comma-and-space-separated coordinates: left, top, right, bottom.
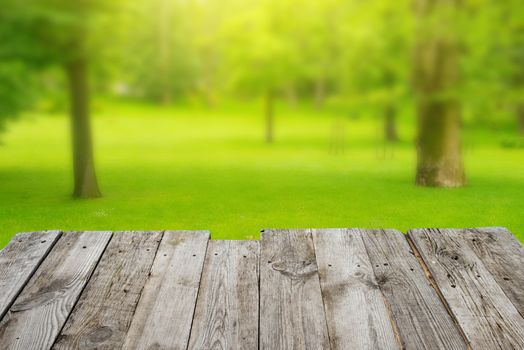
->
294, 0, 343, 110
459, 0, 524, 132
189, 0, 226, 107
158, 0, 173, 104
506, 2, 524, 135
0, 63, 36, 135
118, 0, 199, 104
377, 6, 411, 142
333, 0, 412, 142
413, 0, 466, 187
0, 0, 104, 197
512, 43, 524, 136
221, 0, 302, 143
0, 14, 43, 137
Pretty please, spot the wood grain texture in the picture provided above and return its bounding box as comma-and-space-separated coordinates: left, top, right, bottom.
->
446, 227, 524, 317
312, 228, 399, 350
409, 228, 524, 349
122, 230, 210, 350
362, 229, 468, 350
188, 240, 259, 350
0, 231, 112, 350
259, 229, 330, 350
0, 231, 61, 321
52, 231, 163, 350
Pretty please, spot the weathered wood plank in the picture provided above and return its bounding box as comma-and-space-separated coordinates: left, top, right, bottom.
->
52, 231, 163, 350
312, 228, 400, 349
361, 229, 468, 350
409, 228, 524, 349
0, 231, 61, 321
0, 231, 112, 350
122, 230, 209, 350
448, 227, 524, 317
259, 229, 330, 350
188, 240, 259, 350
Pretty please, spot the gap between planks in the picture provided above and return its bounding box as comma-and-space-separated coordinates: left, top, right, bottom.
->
406, 234, 473, 350
0, 231, 62, 321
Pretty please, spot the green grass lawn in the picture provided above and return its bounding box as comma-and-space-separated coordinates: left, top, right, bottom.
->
1, 101, 523, 247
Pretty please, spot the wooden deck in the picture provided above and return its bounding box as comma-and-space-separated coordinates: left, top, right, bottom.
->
0, 227, 523, 349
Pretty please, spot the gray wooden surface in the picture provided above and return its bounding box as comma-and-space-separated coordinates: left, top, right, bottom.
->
259, 229, 330, 350
188, 240, 259, 350
0, 227, 523, 349
312, 228, 399, 350
409, 228, 524, 349
0, 231, 61, 320
122, 230, 210, 350
53, 231, 163, 350
362, 229, 468, 350
0, 231, 111, 350
452, 227, 524, 317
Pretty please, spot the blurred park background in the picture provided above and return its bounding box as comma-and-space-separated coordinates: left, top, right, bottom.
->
0, 0, 523, 246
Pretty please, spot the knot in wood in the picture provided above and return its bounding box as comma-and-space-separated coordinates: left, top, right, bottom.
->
369, 272, 389, 290
11, 289, 64, 312
81, 326, 113, 348
271, 259, 318, 279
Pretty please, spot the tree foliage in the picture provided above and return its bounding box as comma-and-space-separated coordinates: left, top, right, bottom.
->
0, 0, 523, 128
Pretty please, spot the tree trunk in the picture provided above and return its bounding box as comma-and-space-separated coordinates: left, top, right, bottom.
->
265, 91, 274, 144
158, 0, 172, 105
286, 85, 298, 108
314, 77, 326, 110
518, 104, 524, 135
65, 59, 101, 198
384, 105, 399, 142
413, 0, 465, 187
